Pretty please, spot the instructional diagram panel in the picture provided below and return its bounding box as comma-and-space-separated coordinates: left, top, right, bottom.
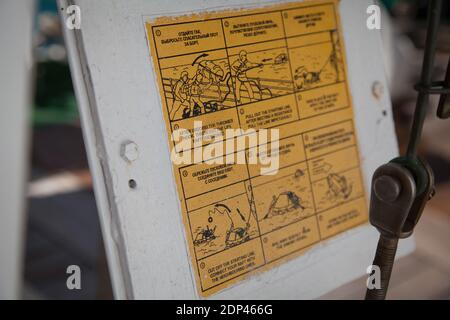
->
145, 0, 368, 297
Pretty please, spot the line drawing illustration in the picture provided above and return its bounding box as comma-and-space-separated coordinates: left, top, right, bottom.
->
161, 31, 345, 120
193, 225, 217, 246
326, 173, 352, 200
231, 50, 272, 104
215, 203, 252, 249
254, 166, 314, 234
314, 170, 357, 212
291, 31, 344, 91
262, 191, 305, 220
163, 53, 235, 120
311, 161, 333, 177
294, 168, 305, 179
191, 192, 259, 259
229, 48, 293, 105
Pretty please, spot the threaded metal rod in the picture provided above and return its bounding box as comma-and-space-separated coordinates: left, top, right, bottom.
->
365, 235, 399, 300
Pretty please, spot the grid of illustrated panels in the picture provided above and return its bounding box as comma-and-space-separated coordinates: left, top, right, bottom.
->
151, 3, 367, 293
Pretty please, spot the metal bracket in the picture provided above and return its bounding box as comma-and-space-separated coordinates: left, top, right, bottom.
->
413, 56, 450, 119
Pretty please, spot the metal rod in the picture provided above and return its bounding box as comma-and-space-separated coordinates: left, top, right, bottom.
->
406, 0, 442, 158
366, 0, 445, 301
365, 235, 399, 300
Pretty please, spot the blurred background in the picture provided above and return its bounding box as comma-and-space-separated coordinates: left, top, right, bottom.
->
0, 0, 449, 299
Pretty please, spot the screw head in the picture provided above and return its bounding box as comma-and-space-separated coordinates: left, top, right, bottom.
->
372, 81, 384, 100
121, 141, 139, 163
374, 175, 401, 203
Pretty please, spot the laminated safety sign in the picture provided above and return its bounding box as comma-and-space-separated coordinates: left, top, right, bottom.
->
145, 0, 368, 297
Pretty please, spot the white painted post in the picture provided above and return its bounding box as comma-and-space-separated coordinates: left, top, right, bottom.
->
0, 0, 34, 300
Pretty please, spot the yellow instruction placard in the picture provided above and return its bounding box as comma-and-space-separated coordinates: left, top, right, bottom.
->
145, 0, 368, 297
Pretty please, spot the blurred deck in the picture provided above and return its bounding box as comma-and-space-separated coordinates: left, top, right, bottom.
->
321, 206, 450, 299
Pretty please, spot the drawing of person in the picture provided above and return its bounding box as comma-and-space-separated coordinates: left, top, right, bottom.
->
189, 68, 206, 116
196, 60, 233, 111
201, 61, 224, 101
231, 50, 261, 104
170, 71, 190, 119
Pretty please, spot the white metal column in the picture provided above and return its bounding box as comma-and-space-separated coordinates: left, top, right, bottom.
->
0, 0, 34, 300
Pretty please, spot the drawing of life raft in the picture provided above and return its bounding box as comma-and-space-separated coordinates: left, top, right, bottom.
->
225, 225, 250, 248
263, 191, 304, 219
193, 225, 217, 246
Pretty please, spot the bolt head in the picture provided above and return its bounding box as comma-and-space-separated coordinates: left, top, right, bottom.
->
121, 141, 139, 162
372, 81, 384, 99
374, 175, 401, 203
